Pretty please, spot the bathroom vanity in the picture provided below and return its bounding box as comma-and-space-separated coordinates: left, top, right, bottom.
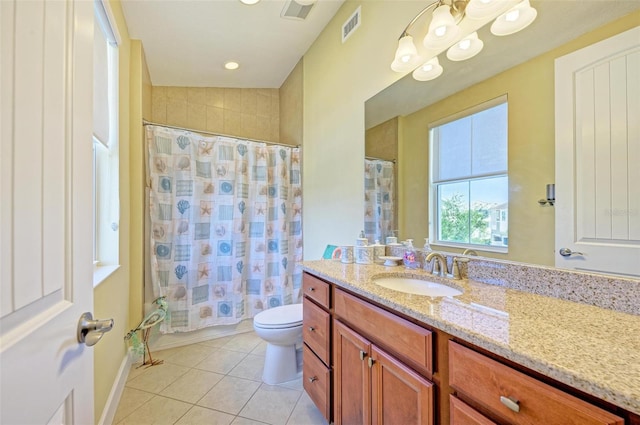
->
301, 260, 640, 424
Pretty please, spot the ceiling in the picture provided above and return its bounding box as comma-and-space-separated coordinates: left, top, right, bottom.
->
121, 0, 345, 88
366, 0, 640, 129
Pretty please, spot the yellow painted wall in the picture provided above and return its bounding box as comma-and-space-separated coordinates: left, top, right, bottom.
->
93, 0, 132, 421
400, 11, 640, 266
303, 1, 425, 258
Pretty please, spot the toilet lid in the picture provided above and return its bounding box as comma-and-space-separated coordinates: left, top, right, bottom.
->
253, 304, 303, 329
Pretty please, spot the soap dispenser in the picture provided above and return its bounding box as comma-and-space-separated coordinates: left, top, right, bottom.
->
403, 239, 419, 269
423, 238, 431, 252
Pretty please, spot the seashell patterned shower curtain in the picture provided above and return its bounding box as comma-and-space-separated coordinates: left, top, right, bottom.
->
363, 159, 395, 244
146, 125, 303, 333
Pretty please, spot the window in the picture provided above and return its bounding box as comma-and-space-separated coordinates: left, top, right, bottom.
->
430, 96, 508, 251
93, 0, 121, 285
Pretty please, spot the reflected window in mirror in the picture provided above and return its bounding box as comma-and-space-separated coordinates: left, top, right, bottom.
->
430, 96, 508, 252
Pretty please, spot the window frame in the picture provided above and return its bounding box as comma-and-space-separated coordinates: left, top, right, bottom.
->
428, 95, 509, 253
93, 0, 121, 286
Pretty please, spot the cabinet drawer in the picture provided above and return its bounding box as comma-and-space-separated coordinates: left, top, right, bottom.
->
449, 342, 624, 425
450, 395, 497, 425
303, 273, 330, 308
303, 297, 331, 365
334, 288, 432, 375
303, 344, 331, 423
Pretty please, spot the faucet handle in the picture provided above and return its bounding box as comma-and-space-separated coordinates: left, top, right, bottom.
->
451, 257, 469, 280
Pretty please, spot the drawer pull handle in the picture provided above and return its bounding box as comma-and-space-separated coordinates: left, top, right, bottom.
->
500, 396, 520, 413
308, 326, 315, 332
308, 376, 318, 383
359, 350, 367, 361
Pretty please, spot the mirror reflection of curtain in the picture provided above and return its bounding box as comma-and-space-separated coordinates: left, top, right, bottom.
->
146, 125, 303, 333
364, 159, 395, 244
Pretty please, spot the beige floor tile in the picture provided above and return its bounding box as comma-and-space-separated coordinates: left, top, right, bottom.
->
250, 341, 267, 356
239, 384, 301, 425
175, 406, 235, 425
162, 343, 219, 367
126, 362, 190, 394
276, 376, 303, 392
222, 332, 262, 353
160, 368, 224, 403
118, 395, 191, 425
231, 417, 270, 425
112, 387, 154, 424
228, 354, 265, 381
196, 348, 247, 374
197, 376, 261, 415
126, 361, 154, 382
198, 335, 236, 348
286, 391, 328, 425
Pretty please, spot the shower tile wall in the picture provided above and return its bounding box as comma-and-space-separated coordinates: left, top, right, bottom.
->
151, 86, 280, 142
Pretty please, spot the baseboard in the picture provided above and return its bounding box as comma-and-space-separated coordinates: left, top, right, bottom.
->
97, 350, 134, 425
149, 318, 254, 351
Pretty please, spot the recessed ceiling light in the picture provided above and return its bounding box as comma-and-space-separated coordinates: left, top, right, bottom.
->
224, 61, 239, 70
239, 0, 260, 5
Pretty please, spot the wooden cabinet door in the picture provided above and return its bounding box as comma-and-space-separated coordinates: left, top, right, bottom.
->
371, 346, 434, 425
334, 320, 372, 425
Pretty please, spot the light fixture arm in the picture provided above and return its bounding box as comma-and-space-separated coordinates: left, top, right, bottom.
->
398, 0, 468, 39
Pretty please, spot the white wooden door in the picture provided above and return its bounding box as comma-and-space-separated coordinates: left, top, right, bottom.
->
555, 26, 640, 277
1, 0, 97, 423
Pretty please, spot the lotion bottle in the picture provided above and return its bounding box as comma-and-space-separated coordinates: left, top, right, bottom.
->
403, 239, 419, 269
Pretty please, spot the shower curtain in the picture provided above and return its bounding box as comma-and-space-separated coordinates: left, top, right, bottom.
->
363, 159, 395, 244
146, 125, 303, 333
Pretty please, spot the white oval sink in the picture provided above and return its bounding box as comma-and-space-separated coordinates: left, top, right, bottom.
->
373, 277, 463, 297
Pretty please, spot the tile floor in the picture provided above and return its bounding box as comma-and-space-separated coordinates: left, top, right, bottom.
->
113, 331, 329, 425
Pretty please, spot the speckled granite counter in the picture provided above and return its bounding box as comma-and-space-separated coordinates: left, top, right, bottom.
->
302, 260, 640, 415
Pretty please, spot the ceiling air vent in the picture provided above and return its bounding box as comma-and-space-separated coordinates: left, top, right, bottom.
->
281, 0, 315, 21
342, 6, 361, 43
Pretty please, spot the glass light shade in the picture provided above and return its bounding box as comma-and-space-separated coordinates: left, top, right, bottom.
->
394, 35, 419, 64
465, 0, 510, 20
423, 5, 461, 49
412, 57, 443, 81
239, 0, 260, 4
491, 0, 537, 36
446, 32, 484, 61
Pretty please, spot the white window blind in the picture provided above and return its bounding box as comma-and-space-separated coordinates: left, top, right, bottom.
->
93, 0, 120, 148
432, 98, 507, 183
93, 23, 110, 147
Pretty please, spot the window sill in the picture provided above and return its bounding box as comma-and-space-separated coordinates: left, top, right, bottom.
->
432, 242, 508, 255
93, 264, 121, 288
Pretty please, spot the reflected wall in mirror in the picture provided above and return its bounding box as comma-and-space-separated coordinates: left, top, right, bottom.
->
365, 2, 640, 267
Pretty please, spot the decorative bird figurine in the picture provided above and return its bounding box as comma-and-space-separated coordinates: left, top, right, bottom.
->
124, 296, 168, 368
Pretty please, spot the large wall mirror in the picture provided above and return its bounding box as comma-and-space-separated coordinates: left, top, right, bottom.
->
365, 1, 640, 268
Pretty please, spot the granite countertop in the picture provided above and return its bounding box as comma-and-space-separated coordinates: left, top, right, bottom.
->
302, 260, 640, 415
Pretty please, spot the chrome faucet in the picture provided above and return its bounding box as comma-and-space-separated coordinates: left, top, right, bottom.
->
425, 252, 447, 278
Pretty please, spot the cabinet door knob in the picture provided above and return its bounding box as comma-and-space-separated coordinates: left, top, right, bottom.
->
308, 326, 315, 332
367, 357, 375, 368
308, 376, 318, 383
500, 396, 520, 413
359, 350, 367, 360
308, 287, 315, 291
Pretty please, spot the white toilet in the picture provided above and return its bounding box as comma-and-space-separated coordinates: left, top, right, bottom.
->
253, 303, 303, 385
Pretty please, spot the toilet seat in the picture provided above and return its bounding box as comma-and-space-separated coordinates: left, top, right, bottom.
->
253, 304, 302, 329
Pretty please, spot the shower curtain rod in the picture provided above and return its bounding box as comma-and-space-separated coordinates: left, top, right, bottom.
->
142, 120, 300, 148
365, 156, 396, 163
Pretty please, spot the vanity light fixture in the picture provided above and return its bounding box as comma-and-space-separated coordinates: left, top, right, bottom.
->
239, 0, 260, 5
391, 0, 538, 82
